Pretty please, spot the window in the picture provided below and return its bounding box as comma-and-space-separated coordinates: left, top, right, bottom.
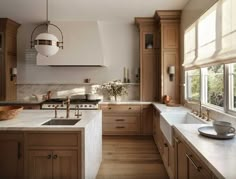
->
186, 69, 200, 101
202, 65, 224, 107
184, 0, 236, 115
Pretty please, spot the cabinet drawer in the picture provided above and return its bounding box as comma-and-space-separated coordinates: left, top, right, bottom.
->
185, 147, 212, 178
101, 105, 141, 113
103, 115, 139, 124
103, 123, 140, 134
27, 133, 79, 147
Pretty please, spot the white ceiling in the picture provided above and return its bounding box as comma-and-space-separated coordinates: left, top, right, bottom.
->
0, 0, 189, 23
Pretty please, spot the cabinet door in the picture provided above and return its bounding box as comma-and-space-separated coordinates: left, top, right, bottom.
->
0, 133, 23, 179
141, 53, 157, 101
141, 105, 153, 135
186, 151, 212, 179
53, 150, 78, 179
174, 136, 187, 179
28, 150, 53, 179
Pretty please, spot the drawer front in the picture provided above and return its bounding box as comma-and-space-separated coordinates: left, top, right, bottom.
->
27, 133, 79, 147
103, 115, 139, 124
101, 105, 141, 113
103, 123, 140, 134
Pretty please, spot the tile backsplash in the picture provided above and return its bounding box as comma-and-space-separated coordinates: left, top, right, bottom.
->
17, 84, 140, 101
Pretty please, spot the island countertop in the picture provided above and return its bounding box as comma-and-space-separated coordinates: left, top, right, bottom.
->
174, 124, 236, 179
0, 110, 102, 131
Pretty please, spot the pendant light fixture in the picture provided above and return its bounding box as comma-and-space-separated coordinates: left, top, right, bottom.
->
30, 0, 63, 57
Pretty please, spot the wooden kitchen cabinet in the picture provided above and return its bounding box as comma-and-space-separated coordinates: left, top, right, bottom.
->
174, 130, 214, 179
135, 18, 158, 101
0, 132, 24, 179
155, 11, 181, 103
28, 150, 53, 179
141, 104, 153, 135
161, 131, 174, 179
25, 132, 81, 179
0, 18, 20, 101
101, 104, 141, 135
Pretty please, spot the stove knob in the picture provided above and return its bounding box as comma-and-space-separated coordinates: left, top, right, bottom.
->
61, 104, 63, 107
80, 105, 83, 108
52, 105, 55, 107
84, 105, 87, 107
48, 105, 51, 107
89, 105, 92, 107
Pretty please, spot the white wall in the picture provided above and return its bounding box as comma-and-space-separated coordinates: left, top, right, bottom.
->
180, 0, 218, 103
17, 21, 139, 84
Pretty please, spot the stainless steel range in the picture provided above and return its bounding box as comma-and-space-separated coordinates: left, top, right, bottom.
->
41, 98, 100, 110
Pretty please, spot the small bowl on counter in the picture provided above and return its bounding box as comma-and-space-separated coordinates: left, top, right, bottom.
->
0, 106, 23, 120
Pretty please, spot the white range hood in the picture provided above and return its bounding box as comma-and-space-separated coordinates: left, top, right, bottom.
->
36, 21, 107, 66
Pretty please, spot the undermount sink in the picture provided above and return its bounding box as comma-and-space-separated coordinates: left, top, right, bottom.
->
42, 119, 80, 126
160, 112, 207, 146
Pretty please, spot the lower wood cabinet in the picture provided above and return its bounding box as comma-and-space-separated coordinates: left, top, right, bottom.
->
141, 104, 153, 135
101, 104, 141, 135
174, 129, 215, 179
160, 131, 174, 179
100, 104, 153, 135
28, 150, 78, 179
25, 132, 81, 179
0, 132, 24, 179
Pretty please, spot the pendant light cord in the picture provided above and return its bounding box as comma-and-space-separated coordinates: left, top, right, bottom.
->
46, 0, 49, 32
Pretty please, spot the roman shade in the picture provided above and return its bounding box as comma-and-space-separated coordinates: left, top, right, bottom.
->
183, 0, 236, 70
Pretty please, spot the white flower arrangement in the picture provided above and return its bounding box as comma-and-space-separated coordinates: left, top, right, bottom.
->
101, 80, 128, 100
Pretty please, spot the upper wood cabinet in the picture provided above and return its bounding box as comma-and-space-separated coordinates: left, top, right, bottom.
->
155, 11, 181, 103
135, 18, 158, 101
0, 132, 24, 179
0, 18, 20, 101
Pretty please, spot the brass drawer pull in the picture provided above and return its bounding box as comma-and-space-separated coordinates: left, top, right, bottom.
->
164, 143, 168, 147
115, 119, 125, 121
108, 107, 112, 110
186, 154, 202, 172
174, 137, 181, 144
116, 126, 125, 129
128, 107, 132, 110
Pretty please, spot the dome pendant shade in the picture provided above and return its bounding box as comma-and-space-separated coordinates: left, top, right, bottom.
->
30, 0, 63, 57
34, 33, 59, 57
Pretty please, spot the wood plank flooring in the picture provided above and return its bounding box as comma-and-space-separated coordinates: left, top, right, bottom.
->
96, 136, 169, 179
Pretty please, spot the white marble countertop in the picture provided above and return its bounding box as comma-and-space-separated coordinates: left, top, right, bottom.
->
152, 103, 190, 113
99, 100, 152, 105
0, 110, 102, 131
174, 124, 236, 179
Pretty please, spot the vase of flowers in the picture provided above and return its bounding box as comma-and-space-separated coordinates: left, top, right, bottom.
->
101, 80, 128, 101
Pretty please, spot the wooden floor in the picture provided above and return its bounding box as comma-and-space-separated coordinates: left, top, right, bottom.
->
96, 136, 169, 179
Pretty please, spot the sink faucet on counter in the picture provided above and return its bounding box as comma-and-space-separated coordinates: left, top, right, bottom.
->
63, 96, 70, 118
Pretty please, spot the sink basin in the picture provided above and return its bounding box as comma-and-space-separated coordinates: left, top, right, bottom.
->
160, 112, 207, 146
42, 119, 80, 126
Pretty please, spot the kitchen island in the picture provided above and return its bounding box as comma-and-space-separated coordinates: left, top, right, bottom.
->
0, 110, 102, 179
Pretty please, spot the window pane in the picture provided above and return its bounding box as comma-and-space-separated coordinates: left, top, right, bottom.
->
228, 63, 236, 111
186, 69, 200, 100
207, 65, 224, 107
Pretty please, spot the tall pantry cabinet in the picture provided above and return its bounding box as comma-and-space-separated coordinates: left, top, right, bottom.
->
135, 11, 181, 103
0, 18, 20, 101
155, 10, 181, 103
135, 18, 158, 102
